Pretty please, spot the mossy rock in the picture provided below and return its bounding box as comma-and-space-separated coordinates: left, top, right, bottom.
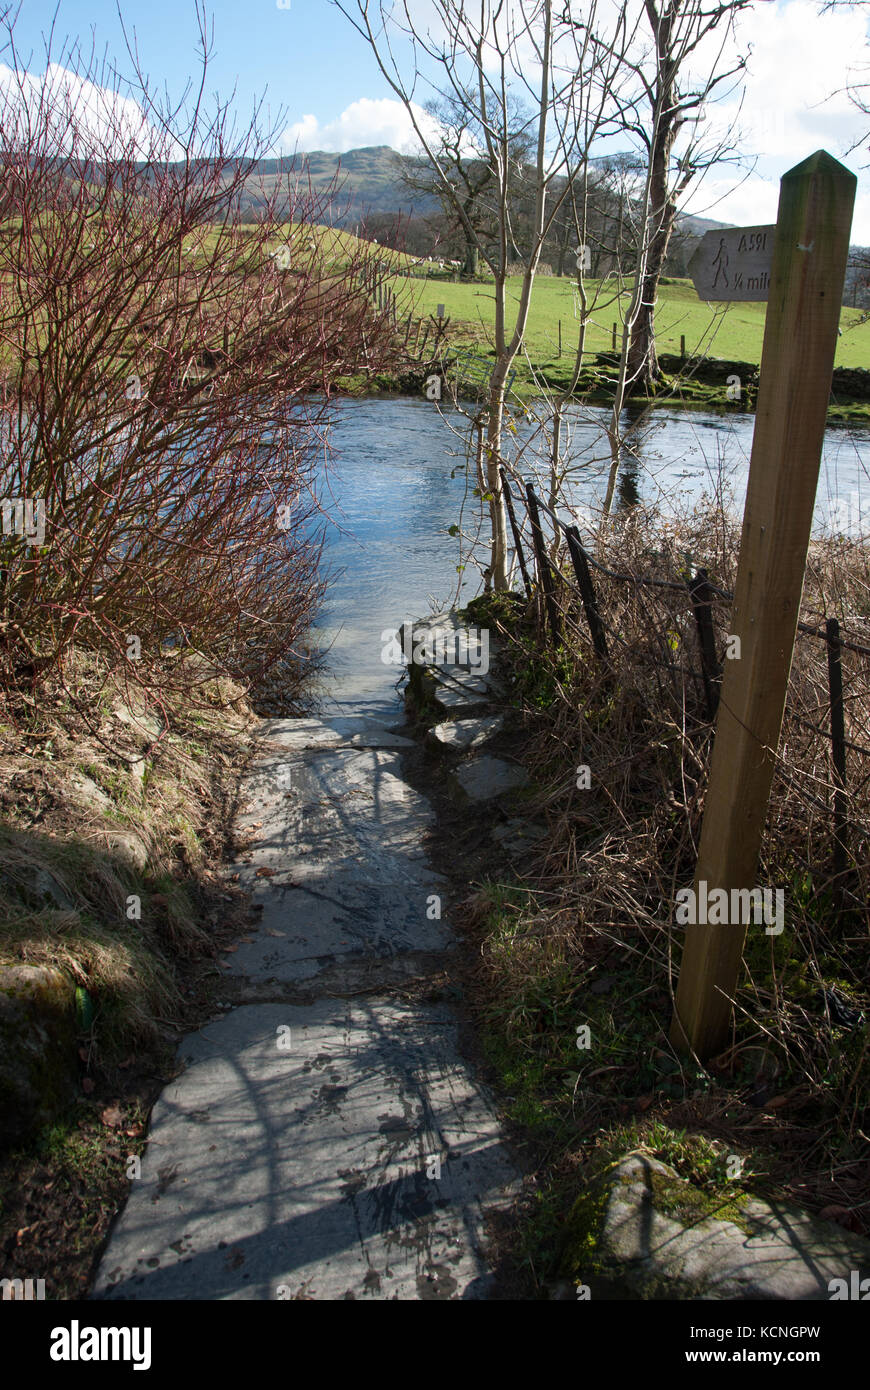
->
0, 964, 79, 1149
556, 1150, 870, 1300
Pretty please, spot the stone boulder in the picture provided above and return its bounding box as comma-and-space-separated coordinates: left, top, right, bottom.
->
558, 1151, 870, 1300
0, 964, 78, 1147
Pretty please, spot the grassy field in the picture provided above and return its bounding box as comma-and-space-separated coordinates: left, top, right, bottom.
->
388, 271, 870, 369
172, 222, 870, 372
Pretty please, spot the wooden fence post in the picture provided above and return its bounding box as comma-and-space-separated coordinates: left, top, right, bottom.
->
826, 617, 848, 880
565, 525, 609, 664
670, 151, 856, 1060
687, 569, 721, 720
526, 484, 561, 643
500, 468, 533, 598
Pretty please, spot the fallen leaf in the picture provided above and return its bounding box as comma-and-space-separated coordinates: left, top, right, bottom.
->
265, 928, 285, 938
223, 944, 239, 953
255, 867, 275, 878
82, 1077, 95, 1094
763, 1094, 788, 1110
636, 1096, 655, 1111
101, 1104, 124, 1129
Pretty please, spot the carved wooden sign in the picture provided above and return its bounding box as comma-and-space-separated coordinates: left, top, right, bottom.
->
688, 225, 776, 301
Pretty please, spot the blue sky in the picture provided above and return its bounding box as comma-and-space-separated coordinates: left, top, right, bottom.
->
7, 0, 870, 237
6, 1, 385, 132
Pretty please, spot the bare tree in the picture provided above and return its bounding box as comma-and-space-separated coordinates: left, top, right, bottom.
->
399, 89, 536, 277
586, 0, 751, 394
333, 0, 641, 588
0, 6, 396, 709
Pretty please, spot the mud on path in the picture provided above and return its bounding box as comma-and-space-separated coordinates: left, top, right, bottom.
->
93, 712, 521, 1301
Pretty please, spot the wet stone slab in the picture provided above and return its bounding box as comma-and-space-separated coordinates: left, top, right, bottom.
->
588, 1154, 870, 1300
427, 716, 505, 751
229, 731, 452, 983
92, 1001, 519, 1301
93, 710, 522, 1301
453, 756, 529, 802
491, 819, 549, 856
262, 715, 414, 751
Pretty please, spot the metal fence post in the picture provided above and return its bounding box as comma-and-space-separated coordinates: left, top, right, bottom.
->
688, 568, 722, 720
500, 469, 532, 598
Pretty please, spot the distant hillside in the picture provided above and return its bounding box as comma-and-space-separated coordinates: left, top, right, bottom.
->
233, 146, 438, 224
233, 146, 729, 239
679, 214, 731, 236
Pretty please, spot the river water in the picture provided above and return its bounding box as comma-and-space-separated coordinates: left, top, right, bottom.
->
312, 396, 870, 716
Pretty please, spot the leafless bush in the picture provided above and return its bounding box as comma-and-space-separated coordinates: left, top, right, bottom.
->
0, 9, 398, 719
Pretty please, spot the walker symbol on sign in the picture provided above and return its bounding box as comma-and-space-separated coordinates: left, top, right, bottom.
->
688, 225, 776, 302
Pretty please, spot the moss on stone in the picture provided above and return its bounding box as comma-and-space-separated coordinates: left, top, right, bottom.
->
646, 1169, 758, 1238
554, 1155, 766, 1298
0, 966, 78, 1145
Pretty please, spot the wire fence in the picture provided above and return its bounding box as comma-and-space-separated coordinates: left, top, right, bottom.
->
500, 466, 870, 877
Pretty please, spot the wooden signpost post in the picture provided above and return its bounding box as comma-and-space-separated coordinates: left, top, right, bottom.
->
671, 151, 856, 1060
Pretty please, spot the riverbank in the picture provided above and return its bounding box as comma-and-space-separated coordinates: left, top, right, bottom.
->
394, 509, 870, 1291
0, 653, 260, 1296
338, 349, 870, 422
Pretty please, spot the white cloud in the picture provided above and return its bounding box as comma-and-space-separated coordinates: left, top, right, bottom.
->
681, 0, 870, 238
697, 0, 868, 159
0, 61, 162, 156
280, 97, 439, 154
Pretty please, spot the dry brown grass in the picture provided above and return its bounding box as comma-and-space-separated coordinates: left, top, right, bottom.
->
463, 499, 870, 1244
0, 646, 257, 1057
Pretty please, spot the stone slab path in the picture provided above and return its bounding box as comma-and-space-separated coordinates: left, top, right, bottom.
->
93, 710, 520, 1301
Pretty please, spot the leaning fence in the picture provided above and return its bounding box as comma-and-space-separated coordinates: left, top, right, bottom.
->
500, 466, 870, 882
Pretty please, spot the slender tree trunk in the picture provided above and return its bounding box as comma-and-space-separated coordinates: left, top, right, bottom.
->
625, 118, 678, 393
485, 369, 510, 590
626, 0, 682, 397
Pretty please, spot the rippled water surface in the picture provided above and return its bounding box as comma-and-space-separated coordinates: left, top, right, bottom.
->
313, 397, 870, 715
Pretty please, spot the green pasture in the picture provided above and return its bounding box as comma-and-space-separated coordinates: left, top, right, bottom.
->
389, 272, 870, 370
